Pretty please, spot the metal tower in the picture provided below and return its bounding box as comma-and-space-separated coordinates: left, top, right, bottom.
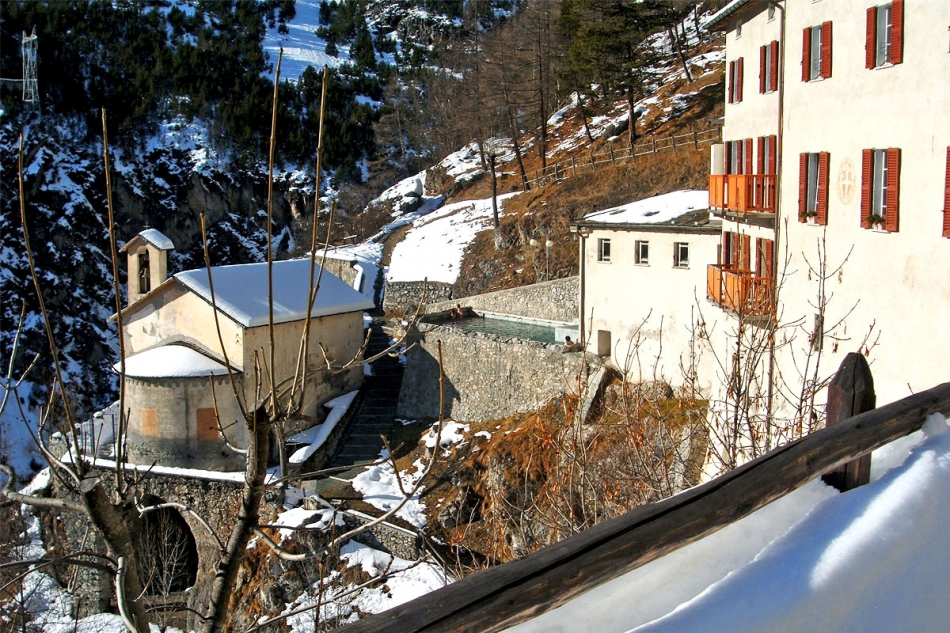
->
22, 28, 38, 103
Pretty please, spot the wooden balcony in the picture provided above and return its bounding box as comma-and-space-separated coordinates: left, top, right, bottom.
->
707, 265, 773, 317
709, 174, 776, 213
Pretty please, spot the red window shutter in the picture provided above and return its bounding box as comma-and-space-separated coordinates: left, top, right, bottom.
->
741, 235, 751, 270
866, 7, 877, 69
725, 141, 732, 174
943, 147, 950, 238
759, 45, 767, 94
737, 57, 744, 101
744, 138, 753, 174
764, 239, 774, 279
891, 0, 904, 64
757, 137, 765, 174
799, 153, 808, 222
820, 22, 833, 79
802, 27, 811, 82
885, 148, 901, 232
817, 151, 830, 225
769, 41, 779, 91
768, 136, 777, 174
755, 238, 763, 276
861, 149, 873, 228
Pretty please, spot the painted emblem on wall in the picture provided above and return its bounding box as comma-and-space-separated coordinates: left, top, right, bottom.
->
837, 157, 856, 205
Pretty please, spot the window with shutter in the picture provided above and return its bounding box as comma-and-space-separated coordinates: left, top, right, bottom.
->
799, 152, 829, 225
867, 2, 903, 68
768, 136, 777, 175
737, 57, 744, 101
820, 22, 833, 78
862, 148, 900, 231
769, 41, 779, 91
757, 137, 765, 174
729, 59, 745, 103
759, 45, 767, 94
741, 235, 751, 271
744, 138, 753, 175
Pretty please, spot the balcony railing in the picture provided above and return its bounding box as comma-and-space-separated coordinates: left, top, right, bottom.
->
709, 174, 776, 213
707, 265, 773, 316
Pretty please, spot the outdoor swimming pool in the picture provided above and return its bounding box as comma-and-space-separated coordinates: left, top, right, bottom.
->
447, 316, 558, 344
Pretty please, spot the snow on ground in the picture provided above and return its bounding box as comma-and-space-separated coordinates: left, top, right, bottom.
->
387, 193, 519, 284
506, 414, 950, 633
281, 540, 449, 633
351, 450, 428, 529
288, 390, 359, 464
262, 1, 344, 82
315, 242, 383, 300
424, 421, 470, 454
584, 190, 709, 224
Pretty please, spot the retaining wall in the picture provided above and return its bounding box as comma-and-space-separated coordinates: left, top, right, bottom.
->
426, 276, 579, 323
397, 325, 586, 423
383, 280, 454, 313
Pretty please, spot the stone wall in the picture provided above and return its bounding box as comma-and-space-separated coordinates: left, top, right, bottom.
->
397, 325, 586, 422
426, 276, 579, 323
320, 257, 360, 289
383, 280, 454, 313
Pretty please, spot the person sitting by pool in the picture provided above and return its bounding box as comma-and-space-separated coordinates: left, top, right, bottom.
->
562, 335, 581, 352
450, 304, 464, 320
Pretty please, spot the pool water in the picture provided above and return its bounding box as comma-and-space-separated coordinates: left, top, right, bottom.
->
447, 316, 557, 343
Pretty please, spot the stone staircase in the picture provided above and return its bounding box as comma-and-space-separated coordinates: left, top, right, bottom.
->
326, 319, 403, 469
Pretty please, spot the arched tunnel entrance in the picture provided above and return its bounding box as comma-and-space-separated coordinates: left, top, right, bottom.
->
133, 495, 199, 596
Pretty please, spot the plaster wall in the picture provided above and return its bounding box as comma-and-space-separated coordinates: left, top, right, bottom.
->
775, 1, 950, 406
243, 311, 366, 419
122, 284, 244, 366
721, 2, 782, 145
582, 227, 722, 389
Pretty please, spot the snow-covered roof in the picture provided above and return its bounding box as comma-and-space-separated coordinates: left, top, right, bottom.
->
704, 0, 756, 31
122, 228, 175, 252
175, 258, 375, 328
582, 190, 711, 226
113, 344, 234, 378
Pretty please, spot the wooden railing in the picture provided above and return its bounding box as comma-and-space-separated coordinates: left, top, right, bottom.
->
337, 371, 950, 633
520, 127, 721, 189
706, 265, 772, 316
708, 174, 776, 213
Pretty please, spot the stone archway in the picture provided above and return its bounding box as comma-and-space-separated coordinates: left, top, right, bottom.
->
133, 495, 199, 596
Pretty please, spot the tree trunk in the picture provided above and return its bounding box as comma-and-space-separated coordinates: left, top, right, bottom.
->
83, 484, 151, 633
626, 92, 638, 152
201, 409, 273, 633
578, 94, 594, 143
669, 26, 693, 82
489, 154, 503, 250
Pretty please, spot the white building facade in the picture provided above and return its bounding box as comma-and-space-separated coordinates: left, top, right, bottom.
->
707, 0, 950, 434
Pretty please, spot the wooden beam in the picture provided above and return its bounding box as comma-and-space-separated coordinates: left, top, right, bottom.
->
336, 381, 950, 633
822, 353, 875, 491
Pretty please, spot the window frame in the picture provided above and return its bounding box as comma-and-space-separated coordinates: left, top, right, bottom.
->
867, 2, 903, 69
728, 58, 744, 103
597, 238, 611, 262
798, 151, 829, 225
802, 22, 832, 81
635, 240, 650, 265
861, 147, 901, 232
673, 242, 689, 269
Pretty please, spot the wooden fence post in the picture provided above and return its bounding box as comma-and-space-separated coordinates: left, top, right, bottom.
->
554, 162, 559, 181
693, 130, 699, 149
653, 139, 657, 155
821, 352, 875, 492
571, 155, 576, 176
670, 135, 676, 150
608, 146, 615, 163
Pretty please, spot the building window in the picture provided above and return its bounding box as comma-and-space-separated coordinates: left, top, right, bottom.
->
759, 41, 778, 93
802, 22, 832, 81
725, 139, 752, 175
635, 240, 649, 265
728, 58, 744, 103
673, 242, 689, 268
866, 2, 903, 68
861, 148, 900, 231
799, 152, 829, 225
138, 251, 151, 294
597, 238, 611, 262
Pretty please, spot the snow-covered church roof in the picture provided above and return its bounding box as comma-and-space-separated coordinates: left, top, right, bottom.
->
113, 343, 233, 378
174, 258, 375, 328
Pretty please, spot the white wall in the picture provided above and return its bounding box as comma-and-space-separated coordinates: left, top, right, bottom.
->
582, 227, 722, 388
777, 0, 950, 405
